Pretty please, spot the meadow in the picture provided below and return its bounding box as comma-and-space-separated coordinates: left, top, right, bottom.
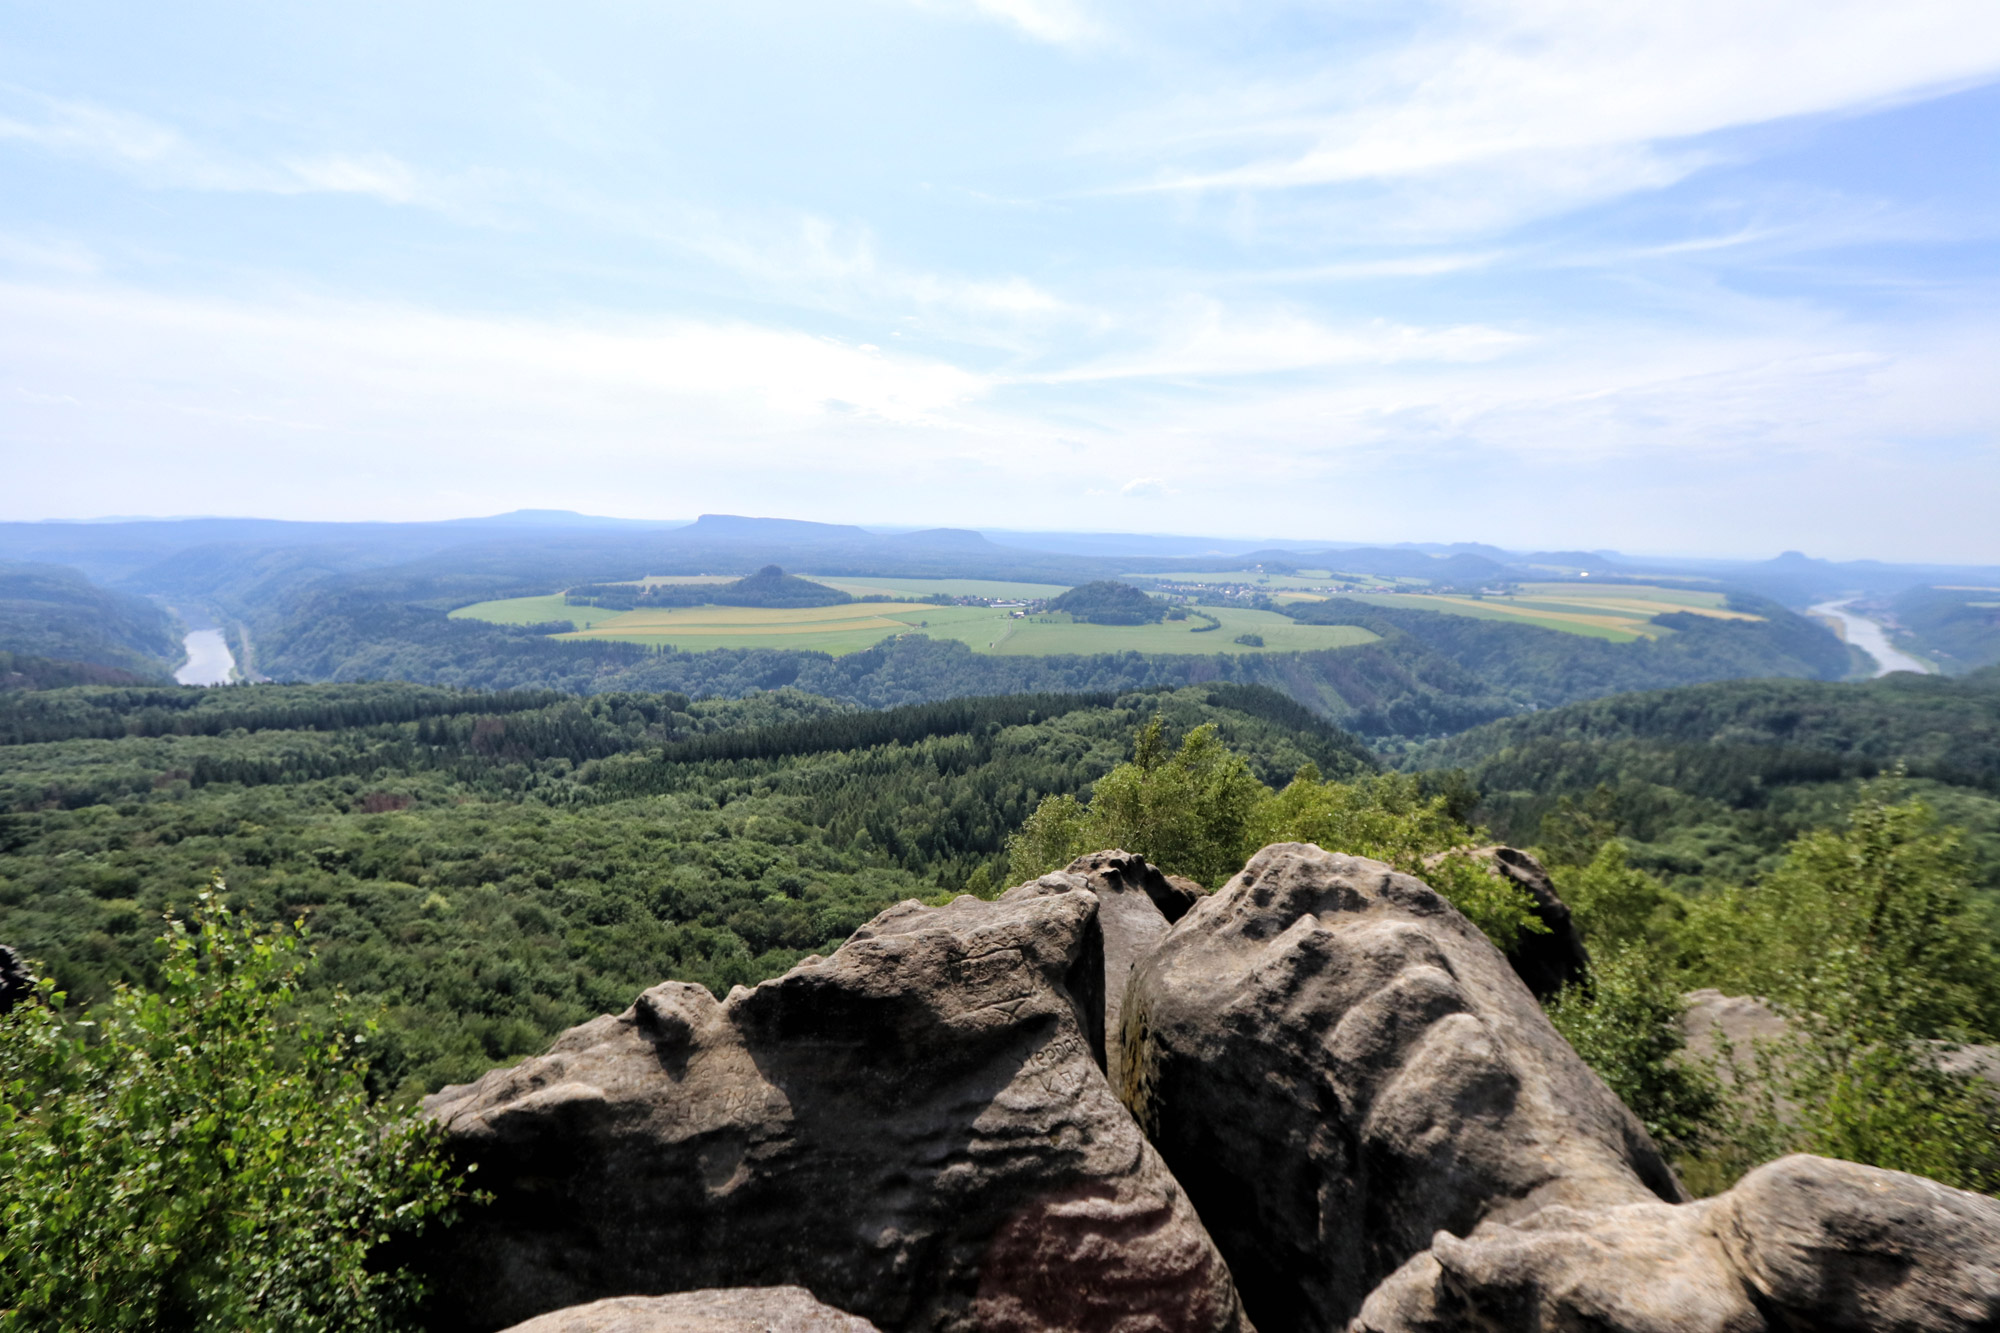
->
450, 593, 1378, 657
1328, 583, 1760, 642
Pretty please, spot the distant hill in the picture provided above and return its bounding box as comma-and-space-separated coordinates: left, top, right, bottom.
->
1049, 581, 1167, 625
1891, 585, 2000, 673
0, 564, 179, 678
570, 566, 852, 611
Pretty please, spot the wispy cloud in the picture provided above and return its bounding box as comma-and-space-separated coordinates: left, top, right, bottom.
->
900, 0, 1106, 46
1099, 0, 2000, 233
0, 90, 439, 206
1032, 302, 1527, 383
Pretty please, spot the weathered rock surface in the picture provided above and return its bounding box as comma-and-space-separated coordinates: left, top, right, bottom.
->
1001, 851, 1185, 1073
1353, 1197, 1762, 1333
418, 887, 1250, 1333
1715, 1154, 2000, 1331
1157, 874, 1208, 923
498, 1286, 882, 1333
1467, 846, 1590, 999
1121, 843, 1681, 1333
1353, 1154, 2000, 1333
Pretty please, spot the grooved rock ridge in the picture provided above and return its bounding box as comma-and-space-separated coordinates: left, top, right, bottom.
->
415, 844, 2000, 1333
1355, 1153, 2000, 1332
418, 884, 1248, 1333
1120, 843, 1682, 1333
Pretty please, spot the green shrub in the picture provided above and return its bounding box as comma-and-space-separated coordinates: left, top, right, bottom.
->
1545, 943, 1721, 1157
1542, 793, 2000, 1195
1008, 717, 1543, 947
0, 883, 471, 1332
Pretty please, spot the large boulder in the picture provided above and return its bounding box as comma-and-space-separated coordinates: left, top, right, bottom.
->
1353, 1154, 2000, 1333
1002, 851, 1188, 1074
1713, 1154, 2000, 1331
418, 888, 1250, 1333
498, 1286, 881, 1333
1466, 846, 1590, 999
1121, 843, 1682, 1333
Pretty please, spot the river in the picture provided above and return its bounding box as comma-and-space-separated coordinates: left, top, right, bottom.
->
174, 629, 237, 686
1810, 599, 1932, 677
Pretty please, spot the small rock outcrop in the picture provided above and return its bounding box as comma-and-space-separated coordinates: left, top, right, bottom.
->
1121, 843, 1681, 1333
497, 1286, 881, 1333
1353, 1154, 2000, 1332
0, 944, 32, 1015
1466, 846, 1590, 998
1002, 851, 1187, 1073
1682, 988, 2000, 1103
418, 887, 1250, 1333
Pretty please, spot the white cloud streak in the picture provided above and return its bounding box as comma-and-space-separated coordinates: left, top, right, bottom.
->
1105, 0, 2000, 232
0, 92, 436, 205
899, 0, 1106, 46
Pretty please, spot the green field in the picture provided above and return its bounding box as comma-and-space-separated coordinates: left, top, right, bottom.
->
447, 594, 626, 628
1335, 582, 1758, 642
927, 607, 1376, 656
451, 594, 1378, 657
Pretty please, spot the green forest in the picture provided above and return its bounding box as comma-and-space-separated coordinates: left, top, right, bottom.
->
1410, 668, 2000, 897
0, 565, 180, 680
7, 664, 2000, 1325
0, 679, 1367, 1101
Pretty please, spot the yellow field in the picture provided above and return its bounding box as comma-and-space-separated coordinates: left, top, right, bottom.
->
560, 602, 913, 638
1334, 583, 1760, 642
446, 592, 1380, 657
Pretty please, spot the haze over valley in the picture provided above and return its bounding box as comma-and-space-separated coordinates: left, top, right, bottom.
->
6, 4, 2000, 1330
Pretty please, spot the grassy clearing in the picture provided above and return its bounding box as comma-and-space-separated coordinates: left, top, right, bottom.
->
491, 599, 1380, 657
1336, 582, 1760, 642
448, 595, 626, 628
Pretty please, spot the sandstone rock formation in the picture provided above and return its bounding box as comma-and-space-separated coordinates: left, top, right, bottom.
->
1353, 1154, 2000, 1333
497, 1286, 882, 1333
1683, 987, 2000, 1101
1121, 843, 1682, 1333
1157, 874, 1208, 923
1466, 846, 1590, 999
1001, 850, 1188, 1073
0, 943, 31, 1015
419, 887, 1249, 1333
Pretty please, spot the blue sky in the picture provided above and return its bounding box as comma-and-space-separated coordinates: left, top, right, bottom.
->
2, 0, 1998, 560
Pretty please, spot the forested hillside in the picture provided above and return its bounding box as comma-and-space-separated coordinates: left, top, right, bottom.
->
1411, 668, 2000, 895
0, 564, 180, 679
0, 679, 1367, 1100
173, 561, 1846, 743
1892, 584, 2000, 672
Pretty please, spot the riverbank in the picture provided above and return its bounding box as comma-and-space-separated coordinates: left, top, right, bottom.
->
1810, 599, 1932, 677
174, 628, 238, 685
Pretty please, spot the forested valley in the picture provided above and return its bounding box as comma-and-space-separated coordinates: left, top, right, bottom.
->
1412, 667, 2000, 897
0, 679, 1368, 1101
182, 558, 1852, 745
